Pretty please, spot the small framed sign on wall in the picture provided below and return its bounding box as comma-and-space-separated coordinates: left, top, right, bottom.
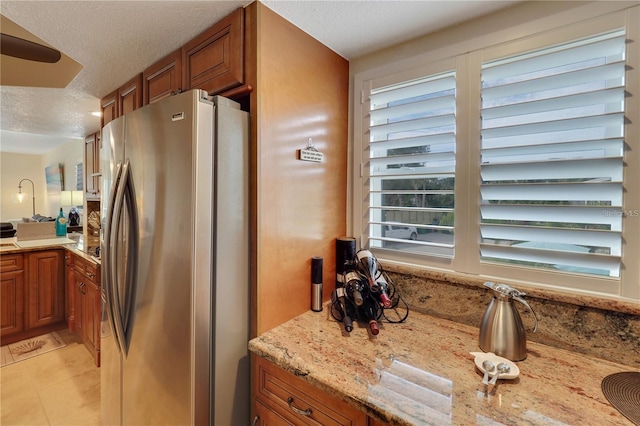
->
45, 163, 64, 194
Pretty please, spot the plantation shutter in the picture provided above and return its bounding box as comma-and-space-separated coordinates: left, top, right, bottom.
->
479, 30, 626, 277
367, 72, 456, 257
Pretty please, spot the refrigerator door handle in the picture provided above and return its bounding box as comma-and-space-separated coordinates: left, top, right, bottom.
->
110, 160, 131, 355
104, 161, 123, 353
109, 159, 140, 356
121, 160, 139, 346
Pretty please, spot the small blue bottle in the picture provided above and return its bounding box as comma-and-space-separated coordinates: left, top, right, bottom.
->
56, 208, 67, 236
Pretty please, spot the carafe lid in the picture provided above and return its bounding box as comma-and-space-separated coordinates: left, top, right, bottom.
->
483, 282, 539, 332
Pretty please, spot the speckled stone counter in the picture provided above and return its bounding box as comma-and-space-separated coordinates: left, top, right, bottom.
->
0, 234, 100, 265
249, 308, 639, 425
383, 264, 640, 368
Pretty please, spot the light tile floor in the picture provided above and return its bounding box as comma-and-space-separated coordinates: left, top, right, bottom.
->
0, 328, 100, 426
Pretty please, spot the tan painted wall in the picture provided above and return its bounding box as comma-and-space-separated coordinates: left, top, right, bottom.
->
0, 139, 83, 221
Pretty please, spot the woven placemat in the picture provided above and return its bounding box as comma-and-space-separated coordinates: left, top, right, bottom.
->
601, 372, 640, 425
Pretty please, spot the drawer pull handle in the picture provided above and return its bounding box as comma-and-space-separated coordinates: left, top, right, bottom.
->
287, 397, 312, 416
251, 416, 259, 426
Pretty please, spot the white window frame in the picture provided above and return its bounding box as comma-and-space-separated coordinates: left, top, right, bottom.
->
352, 6, 640, 301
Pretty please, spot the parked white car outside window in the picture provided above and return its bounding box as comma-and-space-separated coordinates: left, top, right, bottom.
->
384, 225, 418, 240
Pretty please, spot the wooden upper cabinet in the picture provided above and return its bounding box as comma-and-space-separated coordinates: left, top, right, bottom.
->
143, 49, 182, 105
182, 7, 244, 95
84, 132, 101, 199
119, 74, 143, 116
101, 89, 118, 128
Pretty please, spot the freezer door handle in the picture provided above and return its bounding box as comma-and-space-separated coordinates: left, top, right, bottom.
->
121, 160, 139, 348
104, 161, 123, 353
110, 159, 140, 357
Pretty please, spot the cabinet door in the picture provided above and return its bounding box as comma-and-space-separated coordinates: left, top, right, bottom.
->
101, 89, 119, 128
182, 7, 244, 95
119, 74, 143, 116
143, 49, 182, 105
25, 251, 65, 329
84, 134, 97, 196
83, 280, 100, 358
0, 270, 25, 337
94, 133, 102, 196
65, 254, 75, 330
74, 273, 85, 341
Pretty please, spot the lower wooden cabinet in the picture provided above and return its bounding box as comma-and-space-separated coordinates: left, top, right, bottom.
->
0, 250, 65, 345
255, 398, 295, 425
0, 254, 25, 339
253, 355, 368, 426
25, 250, 65, 329
73, 255, 101, 366
65, 253, 75, 331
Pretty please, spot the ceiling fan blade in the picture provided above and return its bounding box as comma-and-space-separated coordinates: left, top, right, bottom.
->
0, 33, 61, 63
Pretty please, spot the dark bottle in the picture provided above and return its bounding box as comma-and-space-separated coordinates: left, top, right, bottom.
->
344, 271, 365, 306
358, 296, 381, 336
331, 288, 354, 332
356, 249, 392, 308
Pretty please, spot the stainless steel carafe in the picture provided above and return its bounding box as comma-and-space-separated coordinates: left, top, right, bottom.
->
479, 282, 538, 361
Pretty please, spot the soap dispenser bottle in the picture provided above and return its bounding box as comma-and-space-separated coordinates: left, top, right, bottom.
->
55, 207, 67, 236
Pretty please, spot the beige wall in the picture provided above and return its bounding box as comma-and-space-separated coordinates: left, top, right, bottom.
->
0, 152, 46, 221
0, 138, 83, 221
42, 139, 84, 217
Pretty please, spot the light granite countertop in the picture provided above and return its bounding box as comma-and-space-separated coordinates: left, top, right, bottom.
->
249, 306, 639, 425
0, 234, 100, 265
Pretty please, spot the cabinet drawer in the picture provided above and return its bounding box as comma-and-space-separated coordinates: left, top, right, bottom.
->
73, 257, 99, 284
254, 356, 367, 426
1, 253, 24, 272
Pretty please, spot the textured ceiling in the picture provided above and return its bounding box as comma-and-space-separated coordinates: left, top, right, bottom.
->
0, 0, 520, 154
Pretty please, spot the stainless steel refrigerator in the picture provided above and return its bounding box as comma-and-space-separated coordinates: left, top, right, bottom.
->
100, 90, 249, 426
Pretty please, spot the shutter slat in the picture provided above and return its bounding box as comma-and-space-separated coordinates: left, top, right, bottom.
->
371, 75, 456, 106
482, 33, 626, 81
372, 190, 455, 195
370, 113, 456, 139
481, 182, 622, 204
371, 206, 454, 213
371, 150, 455, 163
481, 157, 623, 181
482, 86, 625, 120
371, 94, 455, 124
482, 138, 623, 157
481, 224, 621, 251
481, 112, 624, 138
482, 61, 625, 101
480, 244, 619, 276
480, 204, 621, 227
372, 163, 455, 177
371, 132, 455, 145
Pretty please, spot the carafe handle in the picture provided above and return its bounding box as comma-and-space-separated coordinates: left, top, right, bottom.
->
513, 295, 538, 333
